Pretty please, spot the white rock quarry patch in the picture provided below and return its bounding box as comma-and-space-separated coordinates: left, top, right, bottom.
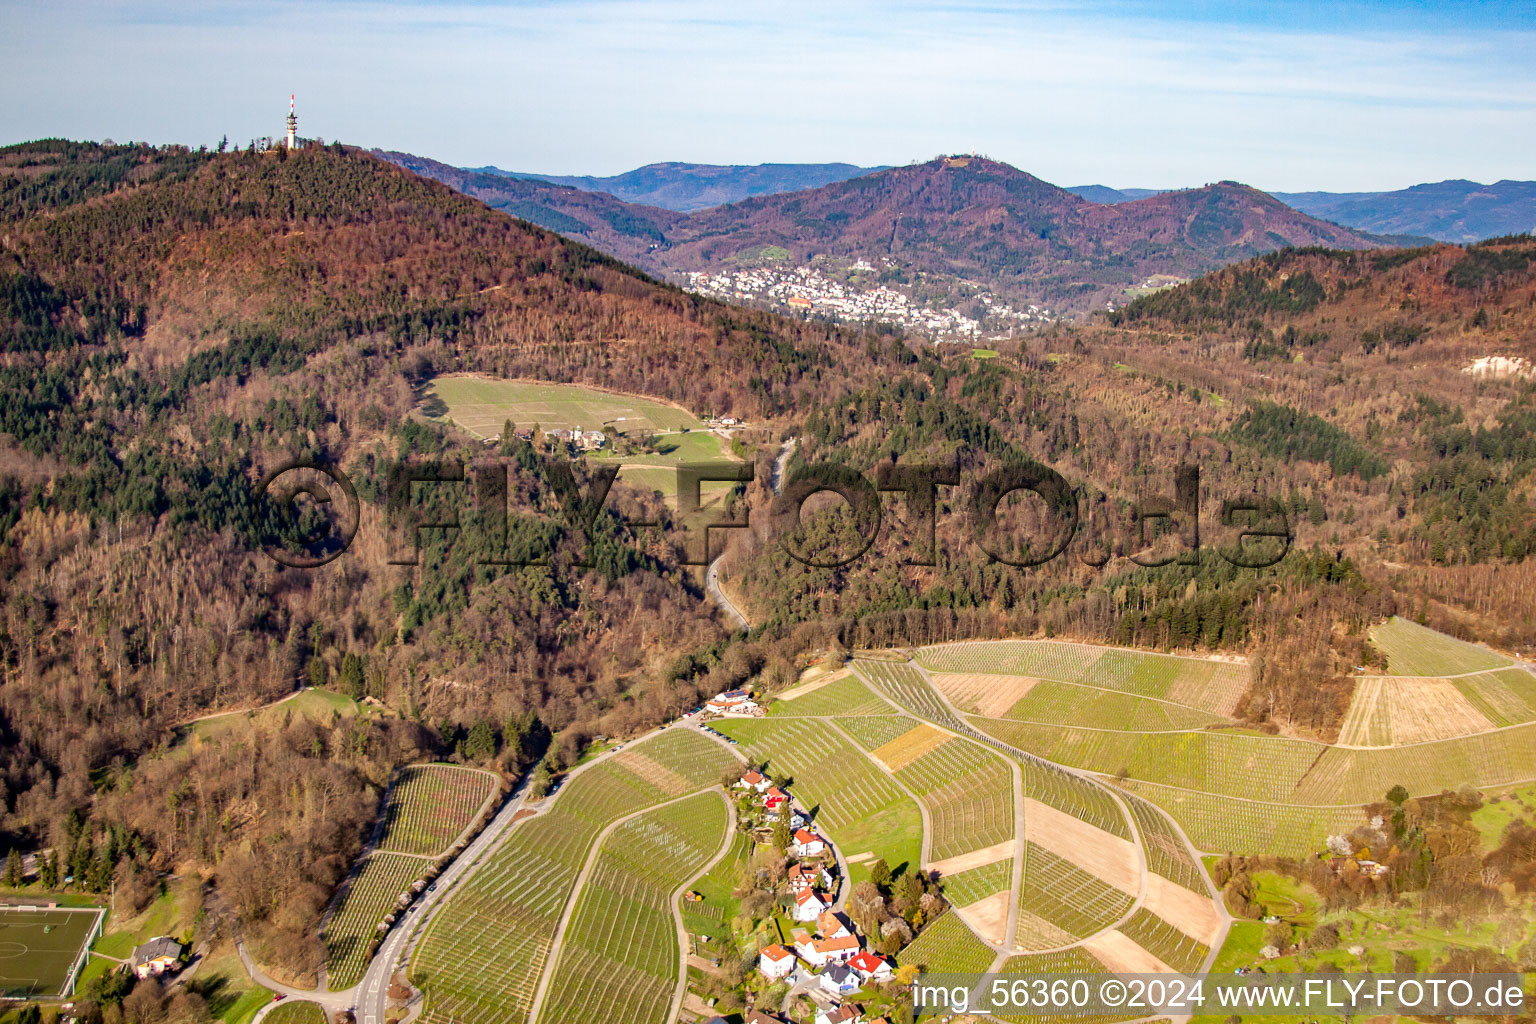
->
1463, 355, 1534, 379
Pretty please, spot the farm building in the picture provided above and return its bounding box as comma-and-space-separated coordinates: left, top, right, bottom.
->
814, 1003, 863, 1024
130, 937, 184, 979
706, 689, 759, 715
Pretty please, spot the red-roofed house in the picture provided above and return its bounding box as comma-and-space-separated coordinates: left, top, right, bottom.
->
737, 769, 770, 792
763, 787, 789, 813
791, 828, 826, 857
848, 951, 893, 982
818, 910, 852, 939
758, 943, 796, 980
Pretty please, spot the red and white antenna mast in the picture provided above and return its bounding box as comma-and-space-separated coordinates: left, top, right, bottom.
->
285, 94, 298, 150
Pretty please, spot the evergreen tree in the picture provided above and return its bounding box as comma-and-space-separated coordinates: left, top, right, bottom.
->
771, 815, 792, 852
3, 849, 20, 887
338, 652, 365, 698
464, 720, 497, 762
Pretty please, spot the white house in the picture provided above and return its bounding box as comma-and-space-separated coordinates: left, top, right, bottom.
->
737, 769, 771, 792
791, 828, 827, 858
758, 943, 796, 980
795, 932, 859, 968
793, 887, 832, 922
820, 963, 861, 995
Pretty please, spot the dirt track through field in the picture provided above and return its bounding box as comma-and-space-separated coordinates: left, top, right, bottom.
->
927, 840, 1015, 877
1024, 799, 1139, 896
931, 673, 1041, 716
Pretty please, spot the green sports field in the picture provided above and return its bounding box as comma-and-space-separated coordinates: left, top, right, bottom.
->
423, 376, 705, 439
0, 906, 103, 998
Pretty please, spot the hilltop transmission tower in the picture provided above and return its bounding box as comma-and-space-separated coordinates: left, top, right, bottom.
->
285, 95, 298, 150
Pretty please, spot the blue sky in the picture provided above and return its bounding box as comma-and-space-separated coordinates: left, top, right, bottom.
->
2, 0, 1532, 191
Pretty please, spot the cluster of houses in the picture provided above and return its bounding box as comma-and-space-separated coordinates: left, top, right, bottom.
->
734, 769, 893, 1024
507, 425, 607, 450
685, 262, 1054, 343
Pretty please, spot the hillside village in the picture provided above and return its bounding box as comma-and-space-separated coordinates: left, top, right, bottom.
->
684, 263, 1053, 342
684, 687, 921, 1024
695, 764, 902, 1024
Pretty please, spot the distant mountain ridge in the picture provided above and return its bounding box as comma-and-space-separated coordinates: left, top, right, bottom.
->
1071, 180, 1536, 243
379, 151, 1416, 311
473, 160, 888, 212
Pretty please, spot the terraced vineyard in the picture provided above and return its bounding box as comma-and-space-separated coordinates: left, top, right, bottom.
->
942, 860, 1014, 908
916, 640, 1249, 716
894, 736, 1016, 860
853, 659, 964, 728
768, 672, 890, 717
900, 910, 999, 974
1116, 908, 1209, 973
325, 852, 428, 988
1016, 756, 1131, 841
1453, 667, 1536, 727
1120, 792, 1207, 894
539, 792, 729, 1024
919, 640, 1104, 681
1115, 780, 1366, 858
1370, 616, 1513, 676
995, 679, 1227, 732
995, 949, 1121, 1024
1016, 844, 1135, 948
713, 716, 923, 875
377, 764, 498, 856
836, 714, 926, 749
411, 728, 734, 1024
678, 831, 751, 939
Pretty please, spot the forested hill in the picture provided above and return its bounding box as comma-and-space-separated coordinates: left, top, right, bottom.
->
0, 139, 883, 977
